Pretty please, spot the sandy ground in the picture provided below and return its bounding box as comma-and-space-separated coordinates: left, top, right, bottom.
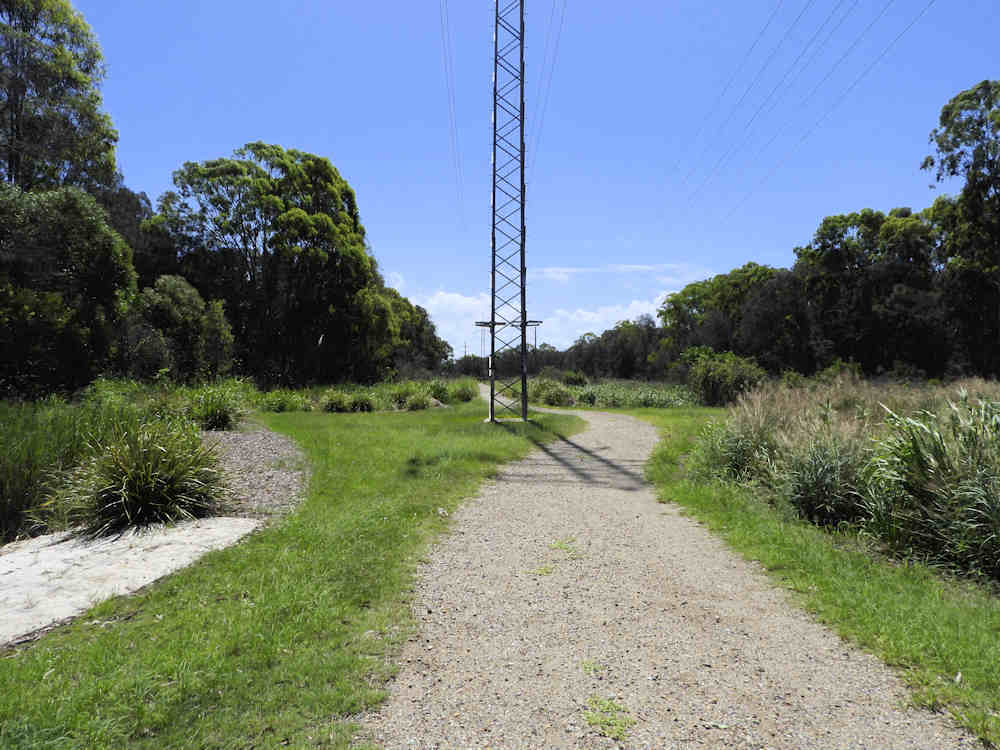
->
357, 388, 976, 749
0, 518, 259, 646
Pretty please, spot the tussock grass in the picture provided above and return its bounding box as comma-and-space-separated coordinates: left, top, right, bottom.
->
0, 402, 583, 748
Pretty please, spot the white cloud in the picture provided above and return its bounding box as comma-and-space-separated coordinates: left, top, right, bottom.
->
529, 262, 710, 285
539, 292, 670, 349
415, 289, 491, 359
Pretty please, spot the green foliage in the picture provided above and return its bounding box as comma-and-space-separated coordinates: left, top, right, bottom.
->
404, 392, 431, 411
863, 397, 1000, 578
44, 418, 225, 540
530, 378, 573, 406
184, 381, 246, 430
0, 183, 136, 396
427, 379, 449, 402
320, 389, 351, 413
0, 0, 118, 191
119, 275, 235, 382
688, 351, 766, 406
0, 398, 145, 542
349, 392, 374, 412
780, 436, 867, 526
152, 142, 449, 385
259, 389, 312, 413
449, 379, 479, 403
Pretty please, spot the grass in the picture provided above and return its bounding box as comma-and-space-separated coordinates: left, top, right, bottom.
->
0, 401, 584, 749
638, 405, 1000, 746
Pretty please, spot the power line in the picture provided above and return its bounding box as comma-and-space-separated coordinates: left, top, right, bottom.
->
438, 0, 465, 229
726, 0, 940, 220
743, 0, 861, 169
688, 0, 850, 200
529, 0, 567, 172
683, 0, 817, 188
676, 0, 786, 176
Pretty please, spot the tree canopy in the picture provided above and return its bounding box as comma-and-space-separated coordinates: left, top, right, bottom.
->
0, 0, 118, 191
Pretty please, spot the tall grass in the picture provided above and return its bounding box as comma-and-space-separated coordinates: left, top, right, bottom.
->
690, 375, 1000, 580
0, 398, 148, 542
523, 378, 696, 409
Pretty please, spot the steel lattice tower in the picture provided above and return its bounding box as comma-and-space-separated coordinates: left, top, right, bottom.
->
477, 0, 537, 422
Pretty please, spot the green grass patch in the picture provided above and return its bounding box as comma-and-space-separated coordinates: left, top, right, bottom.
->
639, 407, 1000, 746
0, 402, 582, 749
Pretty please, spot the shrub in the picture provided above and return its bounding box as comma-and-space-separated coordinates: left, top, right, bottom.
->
42, 419, 226, 540
450, 379, 479, 403
321, 390, 351, 413
405, 392, 431, 411
563, 370, 588, 386
577, 387, 598, 406
529, 378, 573, 406
688, 352, 766, 406
350, 393, 374, 412
427, 379, 449, 403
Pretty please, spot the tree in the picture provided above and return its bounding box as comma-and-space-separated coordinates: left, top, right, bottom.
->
0, 0, 117, 190
157, 142, 392, 384
922, 81, 1000, 375
118, 275, 234, 381
0, 183, 135, 394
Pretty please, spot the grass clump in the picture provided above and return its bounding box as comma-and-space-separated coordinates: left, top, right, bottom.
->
258, 388, 312, 413
349, 392, 374, 412
41, 419, 226, 540
405, 392, 431, 411
449, 378, 478, 403
184, 381, 246, 430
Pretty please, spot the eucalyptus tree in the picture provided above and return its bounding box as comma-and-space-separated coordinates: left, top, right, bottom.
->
0, 0, 117, 190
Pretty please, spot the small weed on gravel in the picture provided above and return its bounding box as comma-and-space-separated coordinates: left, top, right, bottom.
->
584, 695, 636, 742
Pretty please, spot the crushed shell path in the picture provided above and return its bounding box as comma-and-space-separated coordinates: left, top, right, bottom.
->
358, 389, 975, 749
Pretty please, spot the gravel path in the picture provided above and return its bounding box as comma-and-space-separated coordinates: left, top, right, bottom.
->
358, 392, 976, 749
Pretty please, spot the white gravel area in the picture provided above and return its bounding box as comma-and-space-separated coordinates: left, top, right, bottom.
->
358, 391, 976, 749
0, 426, 305, 648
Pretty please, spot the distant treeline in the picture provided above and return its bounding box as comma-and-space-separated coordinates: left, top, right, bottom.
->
1, 1, 450, 397
462, 79, 1000, 383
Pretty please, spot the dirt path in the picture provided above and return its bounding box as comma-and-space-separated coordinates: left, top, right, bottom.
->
358, 392, 975, 748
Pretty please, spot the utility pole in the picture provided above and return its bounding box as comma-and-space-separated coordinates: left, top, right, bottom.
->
477, 0, 539, 421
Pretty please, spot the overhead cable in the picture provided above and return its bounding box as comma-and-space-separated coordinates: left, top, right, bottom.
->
726, 0, 940, 220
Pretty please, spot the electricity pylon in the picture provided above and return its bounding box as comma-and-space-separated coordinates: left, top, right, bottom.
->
477, 0, 538, 422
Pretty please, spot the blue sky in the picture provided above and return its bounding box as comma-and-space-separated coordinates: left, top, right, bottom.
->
74, 0, 995, 356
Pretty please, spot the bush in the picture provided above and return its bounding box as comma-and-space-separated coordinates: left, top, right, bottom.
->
450, 379, 479, 403
529, 378, 573, 406
688, 352, 766, 406
42, 419, 226, 540
321, 389, 351, 413
405, 392, 431, 411
389, 383, 417, 409
350, 393, 374, 412
563, 370, 588, 386
427, 379, 450, 403
577, 387, 598, 406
